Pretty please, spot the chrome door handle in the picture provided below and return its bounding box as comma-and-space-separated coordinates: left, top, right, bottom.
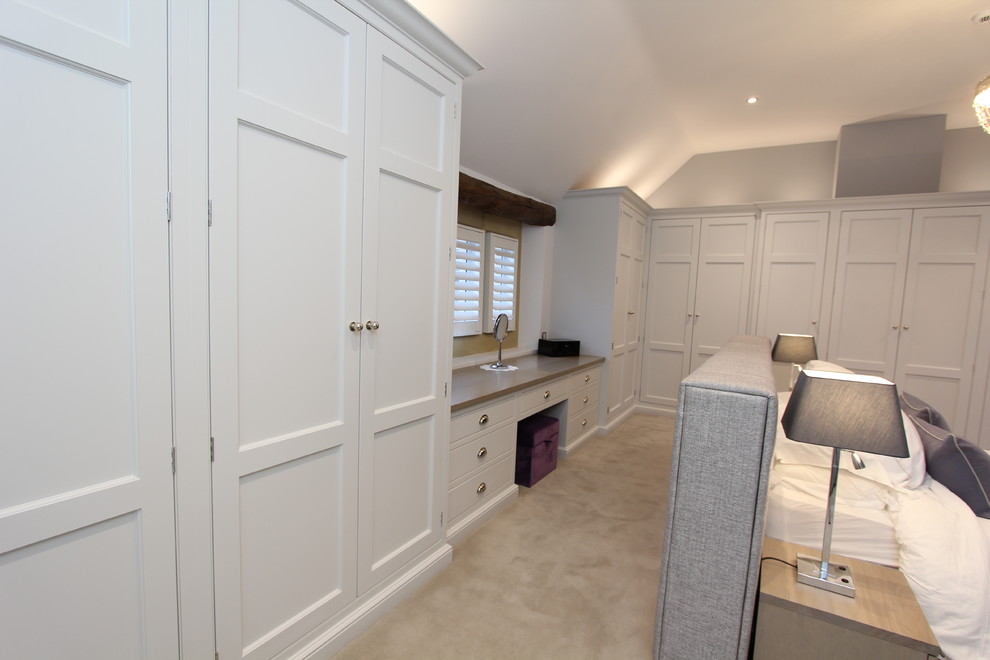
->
366, 320, 380, 330
349, 321, 364, 332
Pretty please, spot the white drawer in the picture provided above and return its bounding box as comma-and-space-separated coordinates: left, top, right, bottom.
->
448, 453, 515, 522
568, 410, 596, 440
568, 382, 599, 416
568, 366, 601, 391
517, 377, 568, 416
451, 397, 515, 444
448, 422, 515, 484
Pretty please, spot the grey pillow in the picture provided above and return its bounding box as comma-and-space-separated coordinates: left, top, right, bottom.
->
900, 391, 951, 431
912, 417, 990, 519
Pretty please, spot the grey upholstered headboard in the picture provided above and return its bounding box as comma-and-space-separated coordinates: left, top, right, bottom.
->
653, 335, 778, 660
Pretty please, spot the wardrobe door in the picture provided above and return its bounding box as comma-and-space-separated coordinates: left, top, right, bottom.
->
641, 219, 701, 410
209, 2, 366, 658
691, 216, 756, 370
0, 3, 178, 658
755, 212, 830, 341
827, 210, 912, 377
895, 207, 990, 429
357, 29, 457, 594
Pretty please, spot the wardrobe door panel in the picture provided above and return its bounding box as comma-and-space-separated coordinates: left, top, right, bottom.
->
357, 28, 455, 594
691, 217, 755, 370
0, 2, 177, 658
209, 2, 366, 657
896, 207, 990, 429
827, 210, 912, 377
640, 220, 699, 409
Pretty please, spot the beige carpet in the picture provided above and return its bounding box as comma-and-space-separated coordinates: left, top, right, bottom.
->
335, 413, 675, 660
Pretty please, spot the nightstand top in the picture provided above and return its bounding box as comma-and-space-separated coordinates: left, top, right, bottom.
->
760, 537, 941, 656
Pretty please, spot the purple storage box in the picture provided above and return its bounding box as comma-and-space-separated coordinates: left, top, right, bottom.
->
515, 414, 559, 487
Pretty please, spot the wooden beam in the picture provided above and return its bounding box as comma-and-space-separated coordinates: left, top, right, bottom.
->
458, 172, 556, 226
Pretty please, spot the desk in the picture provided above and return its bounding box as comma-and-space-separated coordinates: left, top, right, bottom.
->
755, 538, 941, 660
447, 354, 604, 544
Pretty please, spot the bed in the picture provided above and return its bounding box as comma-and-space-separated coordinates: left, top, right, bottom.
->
764, 361, 990, 660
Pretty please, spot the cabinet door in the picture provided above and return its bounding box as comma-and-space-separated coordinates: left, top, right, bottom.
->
691, 216, 756, 371
756, 212, 830, 341
641, 219, 700, 410
357, 30, 456, 594
827, 210, 912, 377
896, 207, 990, 429
607, 202, 646, 419
209, 3, 366, 657
0, 3, 178, 658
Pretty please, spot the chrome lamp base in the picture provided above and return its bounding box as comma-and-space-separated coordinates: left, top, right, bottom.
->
796, 553, 856, 597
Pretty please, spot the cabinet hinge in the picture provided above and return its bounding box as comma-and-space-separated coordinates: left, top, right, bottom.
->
453, 102, 458, 119
444, 382, 448, 398
166, 191, 172, 223
440, 512, 444, 526
171, 446, 176, 475
210, 436, 215, 462
207, 199, 213, 227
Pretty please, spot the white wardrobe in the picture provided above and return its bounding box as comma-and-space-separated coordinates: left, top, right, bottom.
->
0, 1, 479, 659
639, 211, 757, 412
551, 188, 649, 431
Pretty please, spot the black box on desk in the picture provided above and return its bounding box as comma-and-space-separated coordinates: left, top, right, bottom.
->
538, 338, 579, 357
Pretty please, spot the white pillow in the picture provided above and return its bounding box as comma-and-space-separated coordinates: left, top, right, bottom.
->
804, 359, 854, 374
775, 390, 927, 490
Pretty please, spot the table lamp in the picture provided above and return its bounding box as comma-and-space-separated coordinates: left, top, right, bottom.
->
771, 333, 818, 389
780, 369, 908, 597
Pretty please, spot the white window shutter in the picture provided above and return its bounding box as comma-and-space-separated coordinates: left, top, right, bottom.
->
453, 225, 484, 336
484, 232, 518, 333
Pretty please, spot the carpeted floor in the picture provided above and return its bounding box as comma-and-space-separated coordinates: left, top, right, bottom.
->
334, 413, 675, 660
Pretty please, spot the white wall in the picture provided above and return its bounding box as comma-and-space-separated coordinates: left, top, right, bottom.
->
647, 127, 990, 209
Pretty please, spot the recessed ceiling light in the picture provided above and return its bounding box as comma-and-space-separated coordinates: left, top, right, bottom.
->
747, 97, 759, 104
972, 10, 990, 24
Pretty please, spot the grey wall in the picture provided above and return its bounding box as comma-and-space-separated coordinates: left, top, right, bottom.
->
648, 127, 990, 209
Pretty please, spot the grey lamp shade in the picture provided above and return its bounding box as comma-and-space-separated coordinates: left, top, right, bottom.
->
781, 369, 909, 458
771, 333, 818, 364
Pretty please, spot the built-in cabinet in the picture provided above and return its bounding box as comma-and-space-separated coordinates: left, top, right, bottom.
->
208, 3, 468, 657
447, 359, 602, 544
640, 213, 757, 412
551, 188, 648, 432
0, 2, 479, 659
826, 206, 990, 435
634, 194, 990, 444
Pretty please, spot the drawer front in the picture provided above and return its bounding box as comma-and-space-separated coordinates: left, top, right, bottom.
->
569, 366, 601, 391
518, 377, 568, 416
568, 410, 596, 441
448, 422, 515, 484
568, 382, 599, 416
450, 397, 515, 444
448, 453, 515, 521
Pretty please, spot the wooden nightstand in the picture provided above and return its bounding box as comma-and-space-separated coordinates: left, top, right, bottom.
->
754, 538, 942, 660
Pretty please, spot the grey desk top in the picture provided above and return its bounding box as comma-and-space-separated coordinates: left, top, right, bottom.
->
451, 353, 605, 413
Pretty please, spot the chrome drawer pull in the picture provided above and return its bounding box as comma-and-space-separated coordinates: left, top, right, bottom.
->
584, 374, 590, 382
581, 418, 588, 426
582, 396, 589, 404
477, 482, 487, 494
477, 447, 488, 458
543, 390, 550, 399
479, 414, 489, 425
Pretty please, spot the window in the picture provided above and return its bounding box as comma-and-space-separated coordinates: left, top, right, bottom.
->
453, 225, 484, 336
484, 232, 518, 333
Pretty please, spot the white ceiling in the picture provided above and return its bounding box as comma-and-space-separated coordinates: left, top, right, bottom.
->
407, 0, 990, 204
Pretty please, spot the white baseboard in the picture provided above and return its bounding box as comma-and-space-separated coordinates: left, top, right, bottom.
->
283, 544, 453, 660
445, 484, 518, 546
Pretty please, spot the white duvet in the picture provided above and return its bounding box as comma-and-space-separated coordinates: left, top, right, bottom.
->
889, 477, 990, 660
